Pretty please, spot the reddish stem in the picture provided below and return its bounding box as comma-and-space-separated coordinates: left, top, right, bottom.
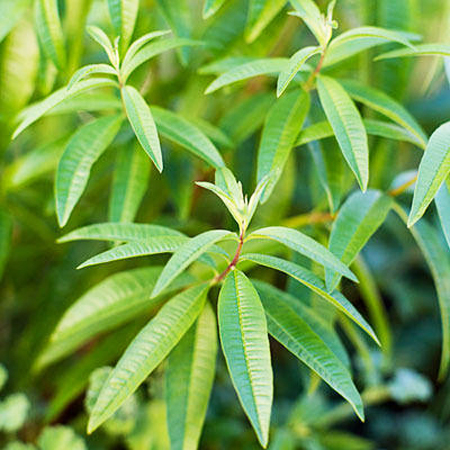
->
214, 228, 244, 284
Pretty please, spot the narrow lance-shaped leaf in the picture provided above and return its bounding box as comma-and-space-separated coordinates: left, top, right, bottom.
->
55, 115, 123, 227
248, 226, 358, 283
152, 230, 233, 297
317, 75, 369, 191
408, 122, 450, 226
436, 180, 450, 248
277, 46, 321, 97
257, 90, 310, 201
67, 64, 117, 91
121, 85, 163, 172
289, 0, 327, 46
218, 270, 273, 447
152, 106, 225, 168
38, 267, 194, 368
245, 0, 286, 43
203, 0, 227, 19
240, 253, 379, 344
86, 26, 118, 66
166, 303, 217, 450
375, 43, 450, 61
326, 190, 393, 291
35, 0, 66, 69
109, 145, 151, 223
340, 79, 427, 148
394, 203, 450, 379
107, 0, 139, 50
87, 283, 209, 433
254, 278, 364, 421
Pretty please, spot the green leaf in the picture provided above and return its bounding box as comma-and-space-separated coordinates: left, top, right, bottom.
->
253, 280, 350, 367
393, 204, 450, 379
67, 64, 117, 91
340, 79, 427, 148
12, 78, 118, 139
86, 26, 118, 66
166, 303, 217, 450
326, 190, 393, 291
203, 0, 228, 19
324, 26, 417, 67
0, 393, 30, 433
39, 267, 194, 368
257, 90, 310, 201
254, 278, 364, 420
0, 0, 31, 44
436, 181, 450, 248
317, 76, 369, 191
248, 226, 358, 282
34, 0, 66, 69
121, 85, 163, 172
38, 426, 86, 450
87, 283, 209, 433
277, 46, 321, 97
152, 230, 233, 297
289, 0, 328, 47
375, 43, 450, 61
204, 58, 289, 94
58, 222, 184, 243
151, 106, 225, 168
109, 145, 151, 223
77, 237, 187, 268
245, 0, 286, 43
0, 210, 12, 281
240, 253, 378, 344
408, 122, 450, 226
218, 270, 272, 447
55, 115, 123, 227
122, 37, 201, 80
107, 0, 139, 50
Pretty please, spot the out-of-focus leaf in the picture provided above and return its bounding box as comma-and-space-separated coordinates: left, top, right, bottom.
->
35, 0, 66, 69
245, 0, 286, 43
408, 122, 450, 226
375, 43, 450, 60
248, 226, 358, 282
152, 106, 225, 168
436, 180, 450, 248
241, 253, 378, 344
340, 79, 427, 148
109, 145, 150, 223
152, 230, 233, 297
0, 393, 30, 432
38, 426, 86, 450
0, 210, 13, 281
257, 90, 310, 201
166, 304, 217, 450
203, 0, 228, 19
122, 85, 163, 172
55, 115, 122, 227
87, 283, 209, 433
325, 190, 393, 291
0, 0, 31, 43
317, 75, 369, 191
107, 0, 139, 50
218, 270, 272, 447
388, 368, 432, 404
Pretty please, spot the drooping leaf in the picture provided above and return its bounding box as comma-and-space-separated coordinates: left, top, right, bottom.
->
166, 303, 217, 450
393, 204, 450, 379
58, 222, 184, 243
152, 230, 233, 297
12, 78, 118, 139
436, 180, 450, 248
152, 106, 225, 168
86, 26, 118, 66
408, 122, 450, 226
257, 90, 310, 201
245, 0, 286, 43
248, 226, 358, 282
240, 253, 378, 344
121, 85, 163, 172
317, 75, 369, 191
0, 210, 13, 281
39, 267, 194, 367
203, 0, 228, 19
109, 145, 151, 223
107, 0, 139, 50
87, 283, 209, 433
325, 190, 393, 291
204, 58, 289, 94
375, 43, 450, 61
324, 26, 417, 67
277, 46, 321, 97
55, 115, 123, 227
254, 278, 364, 420
340, 79, 427, 148
34, 0, 66, 69
218, 270, 272, 447
67, 64, 117, 91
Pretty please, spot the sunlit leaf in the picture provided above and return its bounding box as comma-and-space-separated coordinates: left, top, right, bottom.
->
107, 0, 139, 50
289, 0, 327, 47
245, 0, 286, 43
436, 180, 450, 248
67, 64, 117, 91
375, 43, 450, 61
203, 0, 228, 19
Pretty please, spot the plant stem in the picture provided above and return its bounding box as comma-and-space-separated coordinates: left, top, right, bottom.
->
304, 48, 327, 91
388, 174, 417, 197
214, 227, 245, 283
